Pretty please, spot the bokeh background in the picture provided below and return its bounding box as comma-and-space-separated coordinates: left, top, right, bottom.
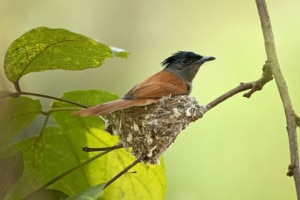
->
1, 0, 300, 199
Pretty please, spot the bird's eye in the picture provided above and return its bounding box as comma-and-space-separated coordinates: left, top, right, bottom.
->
181, 58, 188, 65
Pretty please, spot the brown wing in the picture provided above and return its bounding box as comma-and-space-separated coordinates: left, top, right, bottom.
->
124, 70, 188, 99
75, 98, 157, 116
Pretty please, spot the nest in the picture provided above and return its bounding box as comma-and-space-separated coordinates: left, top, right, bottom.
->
105, 95, 206, 164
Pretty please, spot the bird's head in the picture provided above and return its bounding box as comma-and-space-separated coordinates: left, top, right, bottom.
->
162, 51, 215, 84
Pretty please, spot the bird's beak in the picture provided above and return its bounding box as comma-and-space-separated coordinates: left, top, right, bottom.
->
194, 56, 216, 64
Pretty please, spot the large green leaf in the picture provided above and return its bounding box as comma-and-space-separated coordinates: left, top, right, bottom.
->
7, 90, 166, 199
0, 96, 42, 150
4, 27, 129, 84
10, 126, 166, 200
7, 126, 88, 199
53, 90, 166, 199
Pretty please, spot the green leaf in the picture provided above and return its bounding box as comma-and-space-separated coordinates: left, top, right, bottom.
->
55, 90, 119, 108
99, 153, 167, 200
0, 152, 24, 199
5, 90, 118, 198
0, 96, 42, 150
67, 183, 105, 200
8, 126, 113, 198
4, 27, 129, 83
8, 126, 89, 199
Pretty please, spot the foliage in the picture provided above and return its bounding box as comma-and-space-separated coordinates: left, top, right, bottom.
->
0, 27, 166, 200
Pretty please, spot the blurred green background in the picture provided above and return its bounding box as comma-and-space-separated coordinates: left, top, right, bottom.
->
1, 0, 299, 199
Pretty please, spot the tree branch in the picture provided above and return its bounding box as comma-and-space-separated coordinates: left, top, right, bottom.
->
205, 61, 273, 112
255, 0, 300, 198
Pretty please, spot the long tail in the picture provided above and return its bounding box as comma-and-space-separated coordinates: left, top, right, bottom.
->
75, 99, 157, 116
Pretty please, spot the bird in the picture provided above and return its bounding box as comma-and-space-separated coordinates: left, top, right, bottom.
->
76, 51, 215, 116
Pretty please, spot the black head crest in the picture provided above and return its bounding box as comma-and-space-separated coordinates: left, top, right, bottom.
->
161, 51, 201, 66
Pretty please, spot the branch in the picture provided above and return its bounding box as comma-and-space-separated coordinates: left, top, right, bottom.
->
205, 61, 273, 112
255, 0, 300, 198
20, 91, 87, 108
2, 91, 87, 108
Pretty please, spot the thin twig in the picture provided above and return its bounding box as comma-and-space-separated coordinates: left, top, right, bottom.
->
103, 157, 143, 189
0, 90, 86, 108
24, 148, 118, 199
255, 0, 300, 199
205, 61, 273, 112
82, 144, 123, 152
19, 91, 87, 108
81, 144, 141, 190
41, 151, 112, 189
205, 82, 252, 112
0, 91, 87, 110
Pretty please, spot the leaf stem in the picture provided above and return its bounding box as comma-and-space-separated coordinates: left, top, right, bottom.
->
14, 81, 21, 93
19, 91, 87, 108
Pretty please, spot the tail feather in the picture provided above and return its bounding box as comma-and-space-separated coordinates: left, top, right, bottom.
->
75, 99, 157, 116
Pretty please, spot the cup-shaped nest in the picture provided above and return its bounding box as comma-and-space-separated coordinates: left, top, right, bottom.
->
106, 95, 206, 164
